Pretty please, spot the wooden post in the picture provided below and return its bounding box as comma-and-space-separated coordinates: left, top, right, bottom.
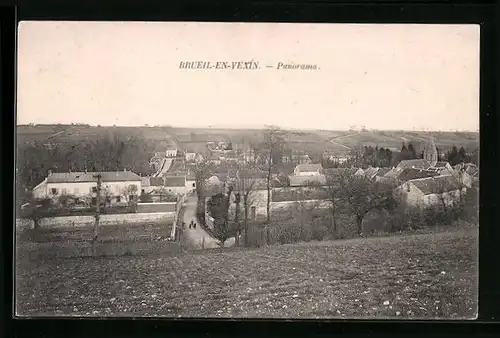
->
92, 174, 102, 257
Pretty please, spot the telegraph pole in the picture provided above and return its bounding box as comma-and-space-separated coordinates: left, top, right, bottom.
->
92, 173, 102, 257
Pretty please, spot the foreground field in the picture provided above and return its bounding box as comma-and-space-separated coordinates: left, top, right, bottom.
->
15, 227, 477, 319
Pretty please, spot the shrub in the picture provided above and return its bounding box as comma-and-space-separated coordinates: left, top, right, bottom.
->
310, 219, 329, 241
275, 223, 309, 245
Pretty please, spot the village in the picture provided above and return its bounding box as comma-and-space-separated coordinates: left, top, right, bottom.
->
19, 129, 479, 249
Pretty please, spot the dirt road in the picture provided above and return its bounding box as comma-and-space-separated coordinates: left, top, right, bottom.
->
181, 195, 234, 249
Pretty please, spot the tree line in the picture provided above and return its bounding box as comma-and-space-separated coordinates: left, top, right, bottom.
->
16, 131, 157, 204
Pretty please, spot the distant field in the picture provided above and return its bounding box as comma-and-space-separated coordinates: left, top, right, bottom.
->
17, 125, 479, 156
16, 227, 477, 318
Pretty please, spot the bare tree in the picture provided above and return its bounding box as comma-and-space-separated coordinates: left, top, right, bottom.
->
261, 125, 285, 244
92, 174, 102, 257
237, 175, 257, 246
338, 170, 397, 236
310, 173, 341, 239
192, 160, 212, 223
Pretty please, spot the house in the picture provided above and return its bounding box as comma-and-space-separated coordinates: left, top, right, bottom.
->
239, 146, 256, 164
374, 168, 391, 181
293, 163, 323, 176
322, 167, 365, 178
220, 150, 239, 163
395, 175, 466, 207
235, 169, 268, 188
206, 154, 222, 165
289, 175, 326, 187
322, 150, 349, 164
165, 148, 178, 158
164, 176, 187, 195
32, 170, 142, 205
454, 163, 479, 184
185, 151, 197, 162
140, 176, 166, 195
429, 161, 454, 176
140, 176, 151, 194
396, 159, 432, 170
194, 153, 205, 163
393, 168, 440, 182
364, 167, 380, 180
185, 172, 197, 193
299, 154, 312, 165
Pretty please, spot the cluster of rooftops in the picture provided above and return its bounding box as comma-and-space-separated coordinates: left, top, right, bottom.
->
41, 157, 477, 196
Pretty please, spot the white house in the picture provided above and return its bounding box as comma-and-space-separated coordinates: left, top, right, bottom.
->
32, 170, 142, 205
395, 175, 466, 207
293, 163, 323, 176
140, 176, 165, 195
165, 148, 178, 158
185, 173, 196, 193
164, 176, 187, 196
185, 152, 197, 162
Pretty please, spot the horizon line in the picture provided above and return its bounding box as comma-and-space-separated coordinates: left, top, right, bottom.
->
16, 122, 479, 133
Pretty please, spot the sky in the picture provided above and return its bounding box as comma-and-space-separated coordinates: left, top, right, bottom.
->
17, 22, 480, 131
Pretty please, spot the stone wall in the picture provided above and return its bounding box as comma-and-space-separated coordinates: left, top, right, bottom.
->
16, 212, 175, 230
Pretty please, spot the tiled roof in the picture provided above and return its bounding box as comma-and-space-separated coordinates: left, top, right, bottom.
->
364, 167, 380, 179
465, 166, 479, 177
322, 168, 362, 177
150, 177, 165, 186
396, 159, 431, 170
46, 171, 141, 183
289, 175, 326, 187
295, 163, 323, 173
410, 175, 463, 195
434, 161, 450, 168
396, 168, 440, 182
375, 168, 391, 177
164, 176, 186, 187
237, 170, 269, 179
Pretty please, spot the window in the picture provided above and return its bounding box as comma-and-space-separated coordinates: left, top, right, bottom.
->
62, 188, 68, 195
407, 184, 410, 192
141, 189, 145, 194
51, 188, 58, 195
129, 195, 134, 201
192, 183, 196, 187
116, 196, 121, 203
74, 187, 79, 194
91, 197, 97, 205
92, 187, 97, 193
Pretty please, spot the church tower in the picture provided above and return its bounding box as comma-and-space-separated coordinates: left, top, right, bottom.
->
423, 135, 438, 167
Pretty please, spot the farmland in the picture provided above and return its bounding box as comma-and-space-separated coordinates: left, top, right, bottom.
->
16, 226, 477, 318
17, 124, 479, 157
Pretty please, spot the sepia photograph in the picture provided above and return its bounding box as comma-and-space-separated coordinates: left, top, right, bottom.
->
15, 22, 479, 319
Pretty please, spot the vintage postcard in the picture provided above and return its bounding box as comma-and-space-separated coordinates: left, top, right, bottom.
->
15, 22, 479, 319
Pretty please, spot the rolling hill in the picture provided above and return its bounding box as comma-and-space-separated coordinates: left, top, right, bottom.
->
17, 124, 479, 156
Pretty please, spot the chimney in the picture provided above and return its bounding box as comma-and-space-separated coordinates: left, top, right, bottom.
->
48, 169, 52, 176
84, 168, 87, 174
124, 168, 127, 172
